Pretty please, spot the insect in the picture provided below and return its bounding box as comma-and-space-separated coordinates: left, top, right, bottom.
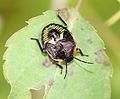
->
31, 13, 93, 79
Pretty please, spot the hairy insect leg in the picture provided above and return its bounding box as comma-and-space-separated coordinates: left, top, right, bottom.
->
31, 38, 45, 53
77, 48, 88, 57
57, 11, 67, 27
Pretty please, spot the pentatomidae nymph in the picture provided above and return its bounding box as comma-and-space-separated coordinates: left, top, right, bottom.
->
31, 11, 93, 79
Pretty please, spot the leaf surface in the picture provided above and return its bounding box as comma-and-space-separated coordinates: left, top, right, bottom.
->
3, 9, 112, 99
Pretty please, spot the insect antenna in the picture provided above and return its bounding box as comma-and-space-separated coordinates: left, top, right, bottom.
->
74, 57, 93, 64
73, 57, 93, 73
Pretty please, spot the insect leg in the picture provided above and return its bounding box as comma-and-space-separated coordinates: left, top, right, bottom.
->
31, 38, 45, 53
77, 48, 89, 57
57, 11, 67, 26
64, 61, 67, 79
56, 63, 63, 74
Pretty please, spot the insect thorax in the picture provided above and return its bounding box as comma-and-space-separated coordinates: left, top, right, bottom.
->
41, 23, 68, 46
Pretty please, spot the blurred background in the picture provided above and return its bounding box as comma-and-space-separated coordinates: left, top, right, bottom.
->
0, 0, 120, 99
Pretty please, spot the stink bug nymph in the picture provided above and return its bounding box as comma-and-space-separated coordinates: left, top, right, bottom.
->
31, 13, 93, 79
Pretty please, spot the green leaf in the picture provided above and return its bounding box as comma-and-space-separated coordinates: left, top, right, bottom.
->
3, 9, 112, 99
